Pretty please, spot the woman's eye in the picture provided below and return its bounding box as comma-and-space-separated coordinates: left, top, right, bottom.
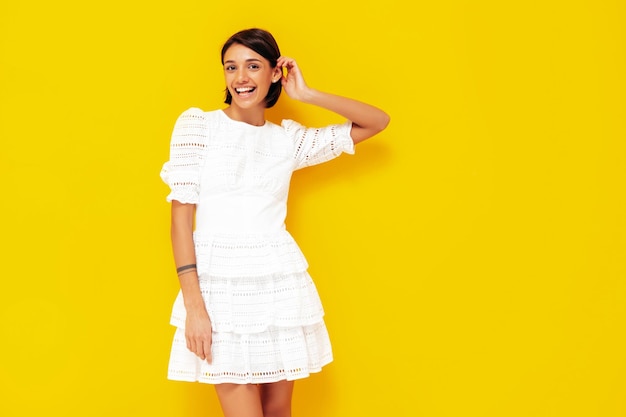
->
249, 64, 260, 70
225, 65, 236, 71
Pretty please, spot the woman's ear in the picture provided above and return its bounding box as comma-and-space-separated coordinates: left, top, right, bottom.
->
272, 66, 282, 83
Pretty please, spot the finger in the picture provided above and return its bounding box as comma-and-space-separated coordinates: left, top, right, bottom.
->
204, 341, 212, 364
186, 333, 195, 352
279, 58, 295, 70
187, 336, 205, 360
196, 339, 206, 360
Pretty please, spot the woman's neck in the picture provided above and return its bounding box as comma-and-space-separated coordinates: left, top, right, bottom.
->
223, 106, 266, 126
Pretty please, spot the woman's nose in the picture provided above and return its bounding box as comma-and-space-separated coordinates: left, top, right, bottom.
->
235, 69, 249, 83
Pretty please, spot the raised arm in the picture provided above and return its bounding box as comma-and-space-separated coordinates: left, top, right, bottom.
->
277, 56, 390, 144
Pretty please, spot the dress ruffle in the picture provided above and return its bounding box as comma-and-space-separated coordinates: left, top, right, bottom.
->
192, 230, 309, 278
170, 231, 323, 334
170, 269, 325, 333
168, 322, 332, 384
167, 230, 331, 384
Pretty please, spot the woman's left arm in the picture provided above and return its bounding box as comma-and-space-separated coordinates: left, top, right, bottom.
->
278, 57, 390, 144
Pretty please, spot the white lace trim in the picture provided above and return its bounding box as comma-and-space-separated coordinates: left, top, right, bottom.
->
282, 118, 354, 170
192, 230, 308, 278
160, 108, 208, 204
168, 323, 332, 384
170, 269, 324, 333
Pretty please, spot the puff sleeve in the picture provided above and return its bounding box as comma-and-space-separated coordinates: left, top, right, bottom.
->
160, 107, 208, 204
282, 119, 355, 170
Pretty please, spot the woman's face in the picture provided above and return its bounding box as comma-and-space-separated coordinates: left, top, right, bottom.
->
223, 43, 280, 111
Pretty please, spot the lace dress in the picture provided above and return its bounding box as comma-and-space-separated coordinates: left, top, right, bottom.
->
160, 107, 355, 384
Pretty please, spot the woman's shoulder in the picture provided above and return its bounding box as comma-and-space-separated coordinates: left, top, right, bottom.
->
177, 107, 223, 121
276, 119, 307, 140
279, 118, 304, 130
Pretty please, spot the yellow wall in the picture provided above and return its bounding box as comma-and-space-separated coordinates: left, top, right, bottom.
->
1, 1, 625, 416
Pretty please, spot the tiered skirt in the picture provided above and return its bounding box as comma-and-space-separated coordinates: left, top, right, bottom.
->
167, 231, 333, 384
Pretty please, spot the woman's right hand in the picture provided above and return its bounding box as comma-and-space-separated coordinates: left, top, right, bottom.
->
185, 307, 213, 364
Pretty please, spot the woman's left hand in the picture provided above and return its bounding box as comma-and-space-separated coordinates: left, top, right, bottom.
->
277, 56, 313, 102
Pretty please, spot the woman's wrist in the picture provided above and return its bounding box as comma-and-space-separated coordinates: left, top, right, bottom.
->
183, 295, 208, 313
299, 87, 319, 105
176, 263, 197, 274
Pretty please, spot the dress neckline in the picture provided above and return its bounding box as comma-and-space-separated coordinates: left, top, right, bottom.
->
219, 109, 268, 128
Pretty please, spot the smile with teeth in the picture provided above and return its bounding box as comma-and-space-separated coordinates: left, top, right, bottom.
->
235, 87, 256, 94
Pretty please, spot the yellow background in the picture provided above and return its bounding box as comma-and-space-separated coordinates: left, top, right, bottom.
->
1, 1, 625, 416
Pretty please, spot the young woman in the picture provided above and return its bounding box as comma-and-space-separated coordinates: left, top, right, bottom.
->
161, 28, 390, 417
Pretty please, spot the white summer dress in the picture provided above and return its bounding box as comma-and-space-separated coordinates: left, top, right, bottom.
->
160, 107, 355, 384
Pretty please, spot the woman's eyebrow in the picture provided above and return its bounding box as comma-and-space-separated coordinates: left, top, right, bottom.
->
224, 58, 263, 64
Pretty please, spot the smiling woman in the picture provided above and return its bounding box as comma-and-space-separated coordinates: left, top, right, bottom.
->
160, 27, 389, 417
3, 2, 626, 417
222, 44, 283, 124
220, 28, 284, 124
